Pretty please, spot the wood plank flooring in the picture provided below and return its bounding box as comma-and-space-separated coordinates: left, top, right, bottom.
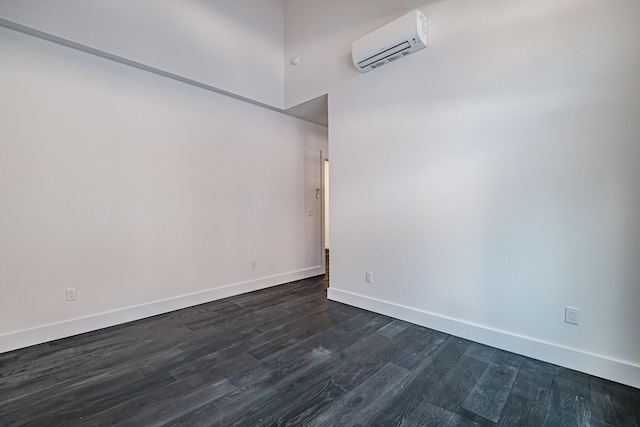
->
1, 252, 639, 426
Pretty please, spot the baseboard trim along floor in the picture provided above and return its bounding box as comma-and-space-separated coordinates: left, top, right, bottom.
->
0, 266, 323, 354
327, 287, 640, 389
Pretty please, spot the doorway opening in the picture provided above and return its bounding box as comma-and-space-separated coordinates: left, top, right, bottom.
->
320, 154, 330, 284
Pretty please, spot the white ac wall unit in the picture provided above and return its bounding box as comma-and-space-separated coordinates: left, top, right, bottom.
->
352, 10, 428, 73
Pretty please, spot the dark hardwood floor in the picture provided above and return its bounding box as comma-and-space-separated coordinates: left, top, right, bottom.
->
1, 251, 639, 426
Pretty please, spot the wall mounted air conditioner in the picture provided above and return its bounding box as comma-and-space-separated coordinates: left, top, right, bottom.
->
352, 10, 428, 73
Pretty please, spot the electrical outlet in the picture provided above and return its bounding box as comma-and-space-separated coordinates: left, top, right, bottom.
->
66, 287, 77, 302
365, 271, 373, 284
565, 306, 579, 325
251, 259, 256, 269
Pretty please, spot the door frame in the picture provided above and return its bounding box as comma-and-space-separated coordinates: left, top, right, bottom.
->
320, 151, 329, 275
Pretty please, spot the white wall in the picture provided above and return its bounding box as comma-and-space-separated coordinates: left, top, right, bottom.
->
0, 0, 285, 108
286, 0, 640, 387
0, 25, 327, 352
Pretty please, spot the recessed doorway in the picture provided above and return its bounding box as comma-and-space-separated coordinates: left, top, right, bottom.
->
321, 156, 330, 282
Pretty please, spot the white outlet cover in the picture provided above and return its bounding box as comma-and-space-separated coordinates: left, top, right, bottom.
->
66, 287, 77, 301
565, 306, 580, 325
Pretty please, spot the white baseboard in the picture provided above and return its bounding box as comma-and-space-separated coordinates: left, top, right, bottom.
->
328, 288, 640, 389
0, 266, 323, 354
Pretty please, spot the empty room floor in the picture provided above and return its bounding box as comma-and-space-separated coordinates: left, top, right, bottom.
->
1, 262, 638, 426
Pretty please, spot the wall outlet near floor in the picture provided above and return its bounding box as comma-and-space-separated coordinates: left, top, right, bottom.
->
365, 271, 373, 284
565, 306, 579, 325
66, 287, 77, 302
251, 259, 256, 269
